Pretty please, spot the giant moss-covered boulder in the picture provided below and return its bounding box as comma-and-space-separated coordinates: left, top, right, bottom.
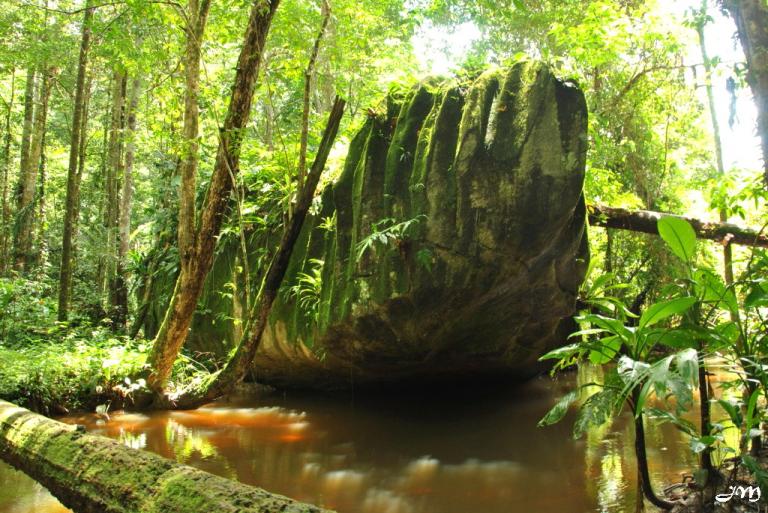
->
150, 62, 590, 389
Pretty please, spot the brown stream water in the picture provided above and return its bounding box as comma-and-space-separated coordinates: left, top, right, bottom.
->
0, 366, 698, 513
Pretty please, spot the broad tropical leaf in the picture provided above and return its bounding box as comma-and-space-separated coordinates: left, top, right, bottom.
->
573, 388, 620, 439
538, 389, 580, 427
658, 217, 697, 263
588, 335, 621, 365
539, 343, 581, 361
693, 269, 738, 315
639, 296, 696, 328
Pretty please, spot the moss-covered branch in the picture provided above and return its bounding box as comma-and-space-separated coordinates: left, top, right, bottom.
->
0, 399, 333, 513
588, 204, 768, 248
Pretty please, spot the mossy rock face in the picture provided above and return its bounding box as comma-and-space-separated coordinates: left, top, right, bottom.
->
187, 62, 589, 388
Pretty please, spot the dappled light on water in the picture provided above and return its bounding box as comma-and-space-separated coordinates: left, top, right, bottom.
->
0, 369, 704, 513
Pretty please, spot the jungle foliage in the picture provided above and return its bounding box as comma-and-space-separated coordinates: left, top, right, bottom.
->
0, 0, 767, 507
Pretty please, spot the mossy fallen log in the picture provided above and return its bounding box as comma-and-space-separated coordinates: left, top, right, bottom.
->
0, 399, 333, 513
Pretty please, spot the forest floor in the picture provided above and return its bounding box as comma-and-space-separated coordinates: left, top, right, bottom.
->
0, 335, 149, 415
664, 455, 768, 512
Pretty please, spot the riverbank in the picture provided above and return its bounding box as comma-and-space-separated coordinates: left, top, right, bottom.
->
0, 329, 217, 415
0, 335, 147, 415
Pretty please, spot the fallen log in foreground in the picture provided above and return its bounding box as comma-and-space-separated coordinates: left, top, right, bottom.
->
588, 204, 768, 248
0, 400, 332, 513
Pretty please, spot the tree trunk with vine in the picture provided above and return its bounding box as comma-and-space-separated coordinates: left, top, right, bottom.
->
147, 0, 281, 392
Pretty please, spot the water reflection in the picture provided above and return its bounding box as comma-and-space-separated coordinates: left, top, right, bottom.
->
0, 463, 70, 513
0, 367, 703, 513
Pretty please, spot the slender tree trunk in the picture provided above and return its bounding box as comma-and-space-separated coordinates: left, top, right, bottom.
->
114, 73, 141, 330
147, 0, 281, 392
14, 67, 52, 272
107, 71, 126, 317
58, 0, 94, 322
129, 254, 158, 339
698, 356, 716, 482
722, 0, 768, 187
96, 86, 111, 299
696, 11, 734, 285
0, 69, 15, 276
72, 75, 93, 284
297, 0, 331, 188
145, 0, 212, 381
34, 112, 48, 271
104, 70, 126, 323
178, 0, 212, 275
16, 68, 35, 209
168, 98, 345, 409
631, 389, 675, 509
263, 96, 275, 150
697, 9, 756, 458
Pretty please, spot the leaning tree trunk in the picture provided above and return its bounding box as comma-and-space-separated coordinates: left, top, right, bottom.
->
0, 68, 15, 276
0, 400, 331, 513
14, 67, 52, 272
58, 0, 94, 321
147, 0, 281, 392
722, 0, 768, 186
168, 97, 345, 409
297, 0, 331, 188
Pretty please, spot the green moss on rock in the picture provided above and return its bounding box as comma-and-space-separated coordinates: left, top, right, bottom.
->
158, 62, 589, 389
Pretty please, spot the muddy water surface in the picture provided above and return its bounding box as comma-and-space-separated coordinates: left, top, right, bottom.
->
0, 368, 697, 513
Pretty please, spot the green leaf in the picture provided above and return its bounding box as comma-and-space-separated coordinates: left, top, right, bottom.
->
646, 407, 698, 436
690, 435, 718, 453
587, 272, 614, 297
573, 388, 619, 438
745, 280, 768, 309
578, 314, 634, 342
538, 389, 579, 427
693, 269, 738, 315
634, 379, 653, 416
745, 388, 761, 432
639, 296, 696, 328
658, 217, 697, 263
588, 336, 621, 365
539, 343, 581, 361
674, 348, 699, 384
568, 328, 610, 339
646, 327, 697, 350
